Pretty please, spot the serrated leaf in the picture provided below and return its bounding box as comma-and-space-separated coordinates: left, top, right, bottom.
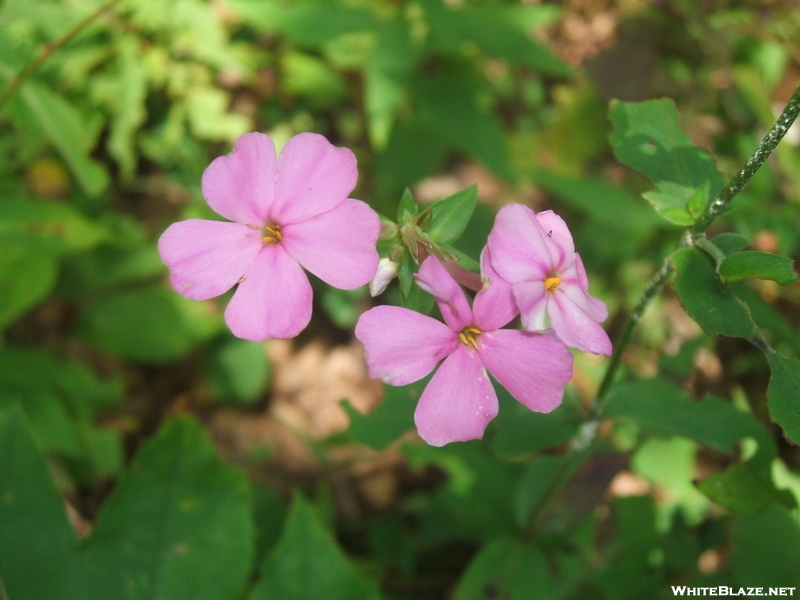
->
672, 247, 761, 340
609, 99, 725, 224
0, 406, 75, 600
765, 350, 800, 445
719, 251, 798, 285
249, 493, 382, 600
69, 417, 254, 600
426, 185, 478, 245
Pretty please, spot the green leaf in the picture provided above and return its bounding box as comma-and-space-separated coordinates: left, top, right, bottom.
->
609, 99, 725, 224
249, 493, 382, 600
711, 232, 751, 257
70, 417, 254, 600
396, 187, 417, 222
765, 350, 800, 445
719, 251, 798, 285
204, 336, 271, 405
0, 406, 75, 600
452, 538, 553, 600
77, 286, 222, 364
605, 380, 773, 464
696, 463, 779, 514
108, 35, 148, 181
0, 236, 59, 331
672, 247, 761, 340
18, 82, 109, 197
426, 185, 478, 245
342, 380, 421, 451
732, 503, 800, 588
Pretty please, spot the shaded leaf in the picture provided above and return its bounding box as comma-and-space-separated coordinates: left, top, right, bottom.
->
0, 406, 75, 600
342, 380, 422, 451
426, 185, 478, 245
732, 503, 800, 588
204, 336, 270, 404
69, 417, 254, 600
765, 350, 800, 445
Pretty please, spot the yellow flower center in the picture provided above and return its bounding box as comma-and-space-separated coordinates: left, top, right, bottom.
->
545, 276, 561, 292
262, 224, 283, 245
458, 325, 482, 350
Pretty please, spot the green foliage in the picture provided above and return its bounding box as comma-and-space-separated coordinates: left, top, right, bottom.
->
719, 250, 798, 285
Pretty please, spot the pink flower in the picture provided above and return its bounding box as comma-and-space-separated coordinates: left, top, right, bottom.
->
487, 204, 611, 355
158, 132, 380, 341
355, 253, 574, 446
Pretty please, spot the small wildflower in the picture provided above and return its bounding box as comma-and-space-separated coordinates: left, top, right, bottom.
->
488, 204, 612, 355
158, 132, 380, 341
355, 254, 573, 446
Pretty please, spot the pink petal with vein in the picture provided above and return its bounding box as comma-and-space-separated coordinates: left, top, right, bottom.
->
414, 347, 498, 446
355, 305, 457, 386
158, 219, 263, 301
488, 204, 552, 284
478, 329, 573, 413
535, 210, 575, 271
473, 247, 518, 331
549, 292, 612, 355
224, 246, 312, 341
282, 199, 380, 290
415, 256, 473, 331
273, 133, 358, 225
201, 133, 276, 225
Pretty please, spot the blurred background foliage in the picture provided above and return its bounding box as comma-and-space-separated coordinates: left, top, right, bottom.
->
1, 0, 800, 598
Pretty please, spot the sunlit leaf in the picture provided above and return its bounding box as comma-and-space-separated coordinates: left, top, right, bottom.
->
426, 185, 478, 245
719, 250, 798, 285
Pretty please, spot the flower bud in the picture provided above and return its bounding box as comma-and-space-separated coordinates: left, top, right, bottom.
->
369, 258, 399, 296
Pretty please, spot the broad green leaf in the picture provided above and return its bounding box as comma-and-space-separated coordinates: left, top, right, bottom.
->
513, 455, 562, 527
426, 185, 478, 245
672, 247, 760, 340
204, 336, 271, 404
609, 99, 725, 224
605, 380, 773, 464
77, 286, 222, 364
0, 406, 75, 600
452, 538, 554, 600
249, 493, 382, 600
719, 250, 798, 285
0, 236, 58, 330
712, 232, 751, 257
69, 417, 254, 600
765, 350, 800, 444
732, 503, 800, 587
18, 82, 109, 197
342, 380, 421, 451
696, 463, 780, 514
414, 66, 511, 179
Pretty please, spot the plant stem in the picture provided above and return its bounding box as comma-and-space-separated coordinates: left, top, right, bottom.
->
0, 0, 123, 111
522, 82, 800, 539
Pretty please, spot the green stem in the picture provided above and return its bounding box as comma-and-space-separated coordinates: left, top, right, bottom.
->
522, 83, 800, 538
0, 0, 123, 111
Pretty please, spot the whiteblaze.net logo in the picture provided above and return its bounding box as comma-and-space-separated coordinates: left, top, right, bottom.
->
671, 587, 796, 597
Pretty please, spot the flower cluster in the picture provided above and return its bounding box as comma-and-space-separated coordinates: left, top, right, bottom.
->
158, 132, 610, 446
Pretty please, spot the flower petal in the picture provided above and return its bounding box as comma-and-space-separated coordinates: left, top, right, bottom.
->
415, 256, 473, 331
570, 255, 608, 322
473, 246, 518, 331
414, 347, 498, 446
559, 263, 608, 323
355, 305, 457, 386
535, 210, 575, 271
224, 246, 312, 341
201, 132, 276, 225
158, 219, 263, 300
512, 281, 548, 331
478, 329, 573, 413
282, 199, 380, 290
272, 133, 357, 225
549, 292, 612, 355
488, 204, 552, 284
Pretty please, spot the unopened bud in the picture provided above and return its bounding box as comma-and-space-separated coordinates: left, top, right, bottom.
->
369, 258, 399, 296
